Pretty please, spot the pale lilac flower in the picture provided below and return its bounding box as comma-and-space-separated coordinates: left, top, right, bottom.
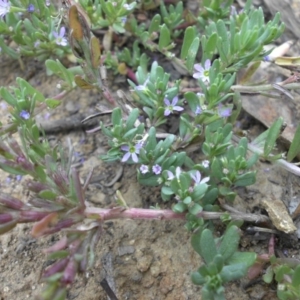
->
121, 143, 142, 163
193, 59, 211, 83
263, 55, 271, 62
152, 164, 162, 175
167, 167, 182, 180
218, 105, 232, 118
202, 160, 210, 168
53, 27, 68, 46
27, 4, 35, 12
20, 110, 30, 120
0, 0, 10, 18
164, 96, 184, 116
140, 164, 149, 174
135, 77, 149, 91
190, 171, 209, 185
16, 175, 22, 181
195, 106, 202, 115
123, 3, 135, 10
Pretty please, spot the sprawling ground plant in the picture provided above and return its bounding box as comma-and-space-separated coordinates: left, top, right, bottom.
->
1, 0, 300, 299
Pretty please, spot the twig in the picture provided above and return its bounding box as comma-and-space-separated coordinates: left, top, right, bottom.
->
100, 278, 119, 300
85, 207, 270, 223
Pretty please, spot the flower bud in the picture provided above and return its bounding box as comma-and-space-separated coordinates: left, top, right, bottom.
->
0, 213, 14, 224
0, 193, 24, 210
61, 259, 77, 285
43, 257, 69, 278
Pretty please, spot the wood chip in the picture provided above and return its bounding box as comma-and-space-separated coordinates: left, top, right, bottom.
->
261, 197, 297, 234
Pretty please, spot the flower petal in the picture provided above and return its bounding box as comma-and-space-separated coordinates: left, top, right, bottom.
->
171, 96, 178, 106
164, 98, 171, 106
164, 109, 171, 116
200, 177, 210, 184
204, 59, 211, 70
59, 27, 66, 37
194, 64, 204, 72
121, 152, 131, 162
173, 106, 184, 112
121, 145, 129, 151
131, 152, 138, 163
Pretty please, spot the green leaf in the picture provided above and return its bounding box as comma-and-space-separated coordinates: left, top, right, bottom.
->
47, 251, 69, 260
264, 117, 283, 157
45, 98, 61, 109
218, 225, 240, 262
186, 38, 200, 72
0, 88, 16, 106
158, 24, 171, 51
292, 265, 300, 288
191, 271, 206, 285
191, 229, 218, 264
125, 108, 139, 131
188, 203, 202, 215
227, 251, 257, 269
161, 186, 174, 195
181, 26, 196, 59
149, 14, 161, 34
234, 172, 256, 187
191, 183, 208, 200
287, 123, 300, 161
173, 202, 187, 213
205, 32, 218, 58
220, 263, 248, 283
275, 265, 292, 282
262, 266, 274, 283
111, 108, 122, 126
39, 190, 57, 200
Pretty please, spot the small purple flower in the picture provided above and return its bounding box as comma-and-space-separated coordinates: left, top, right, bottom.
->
0, 0, 10, 18
121, 143, 142, 163
195, 106, 202, 115
27, 4, 35, 12
20, 110, 30, 120
123, 3, 135, 10
202, 160, 210, 168
218, 105, 232, 118
16, 175, 22, 181
53, 27, 68, 46
193, 59, 211, 83
135, 77, 149, 91
152, 164, 162, 175
263, 55, 271, 62
140, 164, 149, 174
190, 171, 209, 185
164, 96, 184, 116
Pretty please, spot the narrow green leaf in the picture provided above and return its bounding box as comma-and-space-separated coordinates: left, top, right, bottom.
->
186, 37, 200, 73
158, 24, 171, 51
111, 108, 122, 127
181, 27, 196, 59
191, 229, 218, 264
287, 123, 300, 161
292, 265, 300, 288
264, 117, 283, 157
149, 14, 161, 34
218, 225, 239, 261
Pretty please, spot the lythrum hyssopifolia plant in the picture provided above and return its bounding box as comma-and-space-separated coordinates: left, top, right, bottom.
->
1, 0, 300, 299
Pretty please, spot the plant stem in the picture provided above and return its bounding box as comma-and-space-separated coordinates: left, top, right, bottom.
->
85, 207, 270, 223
